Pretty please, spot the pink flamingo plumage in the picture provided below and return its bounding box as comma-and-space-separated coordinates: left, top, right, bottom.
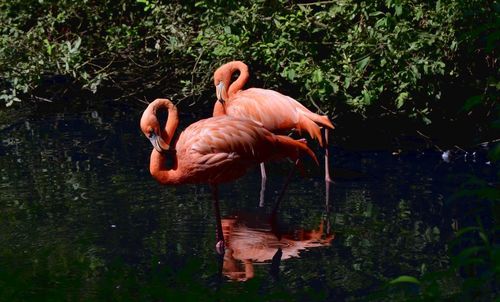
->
221, 215, 333, 281
213, 61, 335, 204
140, 98, 318, 253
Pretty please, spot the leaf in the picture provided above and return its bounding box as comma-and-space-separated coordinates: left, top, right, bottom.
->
73, 36, 81, 52
331, 82, 339, 94
312, 69, 323, 83
478, 231, 489, 245
357, 56, 370, 71
396, 92, 408, 109
454, 246, 485, 264
454, 226, 481, 238
273, 18, 281, 28
43, 39, 53, 55
375, 17, 387, 28
282, 68, 296, 81
410, 65, 420, 79
422, 116, 432, 125
395, 5, 402, 16
362, 89, 372, 105
462, 95, 483, 112
390, 276, 420, 285
68, 36, 82, 53
451, 40, 458, 51
344, 76, 351, 89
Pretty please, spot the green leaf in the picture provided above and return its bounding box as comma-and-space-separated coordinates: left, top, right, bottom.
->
454, 226, 481, 238
462, 95, 483, 112
362, 89, 372, 105
344, 76, 351, 89
70, 36, 81, 53
478, 232, 489, 245
410, 65, 420, 79
390, 276, 420, 285
357, 56, 370, 71
454, 246, 485, 263
282, 68, 296, 81
273, 18, 281, 28
312, 69, 323, 83
395, 5, 402, 16
43, 39, 53, 56
396, 92, 408, 109
375, 17, 388, 28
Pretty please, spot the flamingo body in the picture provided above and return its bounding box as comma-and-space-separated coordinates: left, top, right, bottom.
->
213, 61, 334, 147
214, 87, 333, 146
149, 115, 316, 185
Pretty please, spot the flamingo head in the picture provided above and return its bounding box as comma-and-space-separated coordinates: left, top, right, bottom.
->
213, 65, 231, 103
140, 111, 170, 154
216, 81, 225, 104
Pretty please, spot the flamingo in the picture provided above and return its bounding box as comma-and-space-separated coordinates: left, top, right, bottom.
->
140, 98, 318, 253
212, 61, 335, 205
221, 215, 334, 281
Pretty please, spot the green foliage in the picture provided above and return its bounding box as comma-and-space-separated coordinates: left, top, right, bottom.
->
0, 0, 196, 104
374, 224, 499, 301
194, 0, 460, 117
186, 0, 498, 122
0, 0, 498, 124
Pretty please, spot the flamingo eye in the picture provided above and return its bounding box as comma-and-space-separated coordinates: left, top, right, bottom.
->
148, 129, 154, 138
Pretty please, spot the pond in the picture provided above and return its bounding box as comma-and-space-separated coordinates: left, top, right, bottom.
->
0, 97, 496, 301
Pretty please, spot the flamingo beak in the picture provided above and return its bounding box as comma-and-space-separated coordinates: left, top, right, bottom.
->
148, 133, 170, 153
216, 81, 225, 103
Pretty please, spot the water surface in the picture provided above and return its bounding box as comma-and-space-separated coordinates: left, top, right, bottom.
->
0, 98, 496, 301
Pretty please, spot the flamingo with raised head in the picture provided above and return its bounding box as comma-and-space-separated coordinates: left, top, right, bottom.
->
140, 98, 318, 253
213, 61, 335, 204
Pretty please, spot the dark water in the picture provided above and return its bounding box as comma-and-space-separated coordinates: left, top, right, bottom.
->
0, 99, 496, 301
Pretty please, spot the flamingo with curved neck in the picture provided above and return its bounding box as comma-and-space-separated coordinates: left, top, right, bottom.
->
140, 98, 318, 253
214, 61, 249, 103
213, 61, 335, 205
139, 98, 178, 154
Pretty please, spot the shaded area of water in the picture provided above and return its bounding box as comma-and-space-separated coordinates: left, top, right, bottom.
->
0, 99, 496, 301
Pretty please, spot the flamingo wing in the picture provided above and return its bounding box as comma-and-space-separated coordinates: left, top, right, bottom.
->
177, 116, 274, 165
227, 88, 334, 146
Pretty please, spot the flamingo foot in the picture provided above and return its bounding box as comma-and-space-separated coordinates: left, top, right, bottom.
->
215, 240, 225, 255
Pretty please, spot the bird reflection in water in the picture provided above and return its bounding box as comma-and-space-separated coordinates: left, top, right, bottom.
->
220, 214, 334, 282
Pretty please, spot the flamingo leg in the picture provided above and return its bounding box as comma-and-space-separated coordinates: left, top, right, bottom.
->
324, 128, 332, 183
324, 180, 332, 235
270, 159, 299, 237
259, 163, 267, 207
211, 185, 225, 254
269, 247, 283, 280
323, 128, 333, 214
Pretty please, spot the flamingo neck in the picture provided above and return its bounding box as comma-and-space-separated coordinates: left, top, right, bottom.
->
227, 61, 249, 99
212, 101, 226, 116
151, 98, 179, 145
149, 149, 183, 185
